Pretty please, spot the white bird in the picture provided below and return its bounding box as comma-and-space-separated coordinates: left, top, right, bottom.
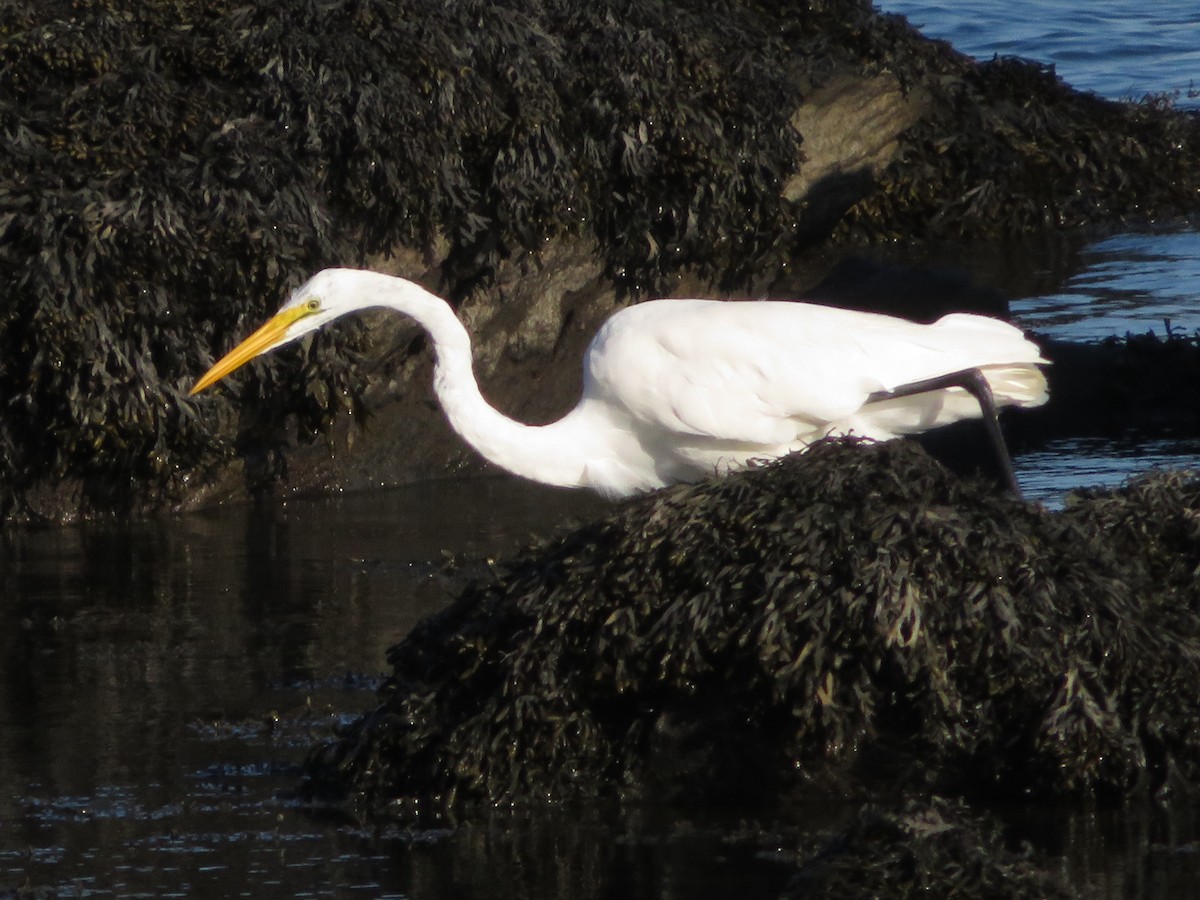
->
190, 268, 1048, 497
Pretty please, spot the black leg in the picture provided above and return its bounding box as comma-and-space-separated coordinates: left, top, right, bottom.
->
868, 369, 1023, 498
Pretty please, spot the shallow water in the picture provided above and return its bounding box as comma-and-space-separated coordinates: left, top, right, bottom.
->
1017, 436, 1200, 506
4, 451, 1200, 897
0, 480, 601, 897
1009, 229, 1200, 341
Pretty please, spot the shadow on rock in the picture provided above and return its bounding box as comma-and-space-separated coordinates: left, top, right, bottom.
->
302, 438, 1200, 819
1025, 330, 1200, 441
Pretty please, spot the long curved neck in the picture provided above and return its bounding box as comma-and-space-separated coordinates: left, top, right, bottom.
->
356, 273, 594, 488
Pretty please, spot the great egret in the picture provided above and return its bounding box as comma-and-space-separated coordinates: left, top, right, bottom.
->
190, 268, 1048, 497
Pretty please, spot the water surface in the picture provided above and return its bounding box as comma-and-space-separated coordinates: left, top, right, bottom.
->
1010, 229, 1200, 341
4, 449, 1199, 897
878, 0, 1200, 107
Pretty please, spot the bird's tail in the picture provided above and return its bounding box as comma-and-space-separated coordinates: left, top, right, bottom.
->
980, 363, 1048, 408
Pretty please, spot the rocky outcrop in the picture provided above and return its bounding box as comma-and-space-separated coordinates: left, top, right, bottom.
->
4, 0, 1200, 520
302, 440, 1200, 816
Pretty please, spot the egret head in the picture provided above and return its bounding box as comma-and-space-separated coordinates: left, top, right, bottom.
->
189, 270, 352, 395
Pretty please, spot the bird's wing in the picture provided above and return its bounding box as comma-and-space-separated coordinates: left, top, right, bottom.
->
582, 299, 1043, 445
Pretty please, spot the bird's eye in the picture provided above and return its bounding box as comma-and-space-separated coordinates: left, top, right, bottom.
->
304, 297, 321, 313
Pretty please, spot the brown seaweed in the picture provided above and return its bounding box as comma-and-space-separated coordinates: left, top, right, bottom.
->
4, 1, 1200, 517
302, 439, 1200, 817
785, 797, 1072, 898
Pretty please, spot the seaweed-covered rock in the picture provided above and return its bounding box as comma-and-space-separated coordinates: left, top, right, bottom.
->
0, 0, 815, 517
303, 439, 1200, 817
785, 797, 1072, 899
841, 53, 1200, 240
4, 0, 1200, 519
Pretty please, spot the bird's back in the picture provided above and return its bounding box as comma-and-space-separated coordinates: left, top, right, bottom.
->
575, 297, 1045, 489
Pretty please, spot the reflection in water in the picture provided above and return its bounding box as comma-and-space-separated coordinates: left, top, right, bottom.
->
3, 441, 1200, 895
0, 479, 610, 898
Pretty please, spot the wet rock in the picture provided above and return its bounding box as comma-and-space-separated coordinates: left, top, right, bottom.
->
302, 439, 1200, 818
4, 1, 1200, 519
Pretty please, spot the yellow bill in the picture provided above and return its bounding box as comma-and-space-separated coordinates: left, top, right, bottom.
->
189, 305, 309, 395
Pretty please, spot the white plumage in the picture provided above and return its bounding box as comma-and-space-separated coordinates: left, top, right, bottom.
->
191, 268, 1048, 497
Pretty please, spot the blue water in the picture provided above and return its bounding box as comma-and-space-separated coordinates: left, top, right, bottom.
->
1009, 229, 1200, 341
1017, 436, 1200, 506
878, 1, 1200, 107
